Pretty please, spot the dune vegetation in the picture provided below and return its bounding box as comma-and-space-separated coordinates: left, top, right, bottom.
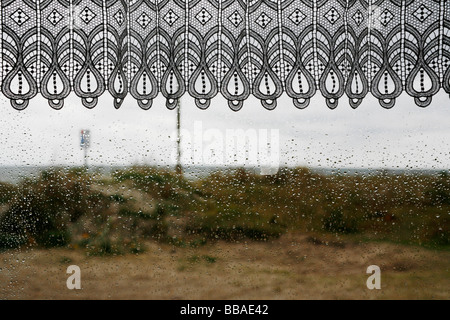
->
0, 166, 448, 255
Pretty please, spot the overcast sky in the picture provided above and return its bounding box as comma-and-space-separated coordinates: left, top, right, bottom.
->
0, 90, 449, 170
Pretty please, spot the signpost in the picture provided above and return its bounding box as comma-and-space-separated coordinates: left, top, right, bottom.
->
80, 129, 90, 167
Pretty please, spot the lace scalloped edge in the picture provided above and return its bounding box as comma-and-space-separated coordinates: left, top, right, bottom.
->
1, 0, 449, 111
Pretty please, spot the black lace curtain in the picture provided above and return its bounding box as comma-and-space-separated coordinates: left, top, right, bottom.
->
1, 0, 449, 110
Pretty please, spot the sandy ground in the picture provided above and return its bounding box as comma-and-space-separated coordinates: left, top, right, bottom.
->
0, 233, 449, 300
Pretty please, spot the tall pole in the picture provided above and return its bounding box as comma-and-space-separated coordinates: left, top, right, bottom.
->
176, 98, 182, 175
84, 146, 88, 168
81, 129, 90, 169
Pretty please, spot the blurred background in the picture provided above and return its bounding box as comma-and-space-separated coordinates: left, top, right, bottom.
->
0, 92, 449, 300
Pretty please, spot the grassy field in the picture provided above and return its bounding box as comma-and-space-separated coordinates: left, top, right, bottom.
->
1, 234, 448, 299
0, 166, 449, 299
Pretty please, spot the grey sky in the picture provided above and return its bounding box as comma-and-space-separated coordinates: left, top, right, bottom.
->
0, 90, 449, 170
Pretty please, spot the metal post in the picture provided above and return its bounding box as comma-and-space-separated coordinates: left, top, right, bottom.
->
84, 146, 88, 168
175, 99, 182, 175
80, 129, 90, 169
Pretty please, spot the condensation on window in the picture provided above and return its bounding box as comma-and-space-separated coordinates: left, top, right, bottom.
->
0, 94, 449, 300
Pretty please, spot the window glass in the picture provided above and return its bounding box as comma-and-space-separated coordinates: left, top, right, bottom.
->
1, 92, 449, 300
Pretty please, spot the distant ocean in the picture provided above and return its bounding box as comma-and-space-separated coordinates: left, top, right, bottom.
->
0, 165, 447, 184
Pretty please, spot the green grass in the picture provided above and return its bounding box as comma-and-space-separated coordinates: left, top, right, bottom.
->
0, 166, 448, 253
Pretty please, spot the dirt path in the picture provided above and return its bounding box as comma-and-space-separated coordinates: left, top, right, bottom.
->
0, 233, 449, 300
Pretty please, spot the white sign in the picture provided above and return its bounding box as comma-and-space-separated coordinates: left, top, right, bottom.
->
80, 130, 90, 148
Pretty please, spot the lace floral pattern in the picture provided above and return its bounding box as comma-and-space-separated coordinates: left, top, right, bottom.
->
1, 0, 449, 110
